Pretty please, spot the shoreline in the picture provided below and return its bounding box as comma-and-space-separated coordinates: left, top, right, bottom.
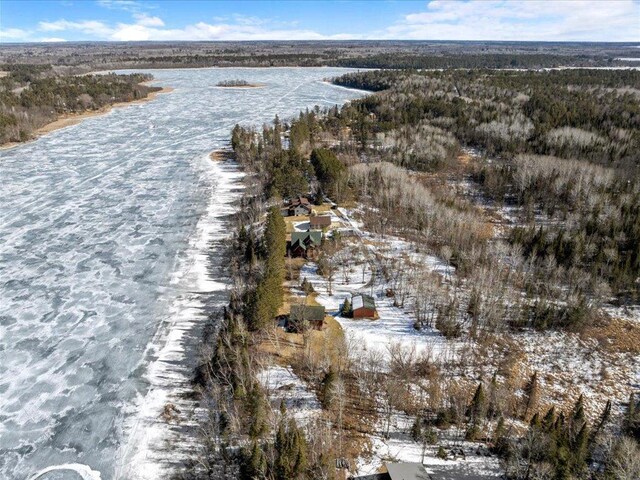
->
117, 156, 245, 479
209, 149, 234, 161
0, 86, 174, 151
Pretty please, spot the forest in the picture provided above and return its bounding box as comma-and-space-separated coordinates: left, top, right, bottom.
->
0, 64, 159, 144
183, 65, 640, 480
1, 41, 638, 71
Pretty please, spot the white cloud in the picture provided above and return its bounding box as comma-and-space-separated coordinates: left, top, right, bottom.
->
13, 1, 639, 43
33, 13, 354, 41
132, 13, 164, 27
96, 0, 144, 13
0, 28, 31, 41
38, 19, 113, 38
39, 37, 68, 42
383, 0, 640, 41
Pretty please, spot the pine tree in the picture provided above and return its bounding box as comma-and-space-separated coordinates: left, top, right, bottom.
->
247, 385, 268, 439
249, 206, 286, 331
321, 369, 338, 410
468, 383, 487, 421
340, 297, 351, 317
542, 406, 556, 431
466, 383, 487, 441
592, 399, 611, 441
241, 441, 267, 480
529, 412, 541, 429
572, 423, 590, 472
571, 394, 586, 431
274, 418, 308, 480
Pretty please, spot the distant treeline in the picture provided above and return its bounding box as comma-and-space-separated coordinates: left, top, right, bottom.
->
0, 65, 160, 144
334, 53, 612, 70
2, 41, 637, 72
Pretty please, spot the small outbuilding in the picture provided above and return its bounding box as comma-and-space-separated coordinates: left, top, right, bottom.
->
352, 294, 377, 319
288, 305, 326, 332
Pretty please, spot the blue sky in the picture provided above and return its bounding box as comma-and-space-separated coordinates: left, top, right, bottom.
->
1, 0, 639, 43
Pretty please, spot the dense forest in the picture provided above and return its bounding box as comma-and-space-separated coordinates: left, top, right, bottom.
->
1, 41, 638, 71
331, 69, 640, 308
0, 63, 160, 144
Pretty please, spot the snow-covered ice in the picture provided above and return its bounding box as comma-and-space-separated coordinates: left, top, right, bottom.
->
0, 67, 364, 480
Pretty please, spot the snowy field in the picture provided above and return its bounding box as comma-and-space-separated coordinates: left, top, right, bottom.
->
0, 67, 365, 480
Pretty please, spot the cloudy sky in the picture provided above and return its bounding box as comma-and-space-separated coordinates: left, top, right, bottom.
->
1, 0, 639, 43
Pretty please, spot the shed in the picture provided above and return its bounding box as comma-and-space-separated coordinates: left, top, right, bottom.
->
309, 214, 332, 230
352, 294, 377, 319
288, 305, 326, 332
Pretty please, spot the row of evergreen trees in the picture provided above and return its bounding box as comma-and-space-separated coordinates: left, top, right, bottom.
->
246, 207, 286, 331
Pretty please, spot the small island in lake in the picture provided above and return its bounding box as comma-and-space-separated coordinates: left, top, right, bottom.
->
215, 79, 264, 88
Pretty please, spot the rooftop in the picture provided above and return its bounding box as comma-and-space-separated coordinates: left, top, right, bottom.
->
352, 293, 376, 311
290, 305, 326, 323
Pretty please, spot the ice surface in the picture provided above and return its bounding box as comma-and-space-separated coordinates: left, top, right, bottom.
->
0, 67, 365, 480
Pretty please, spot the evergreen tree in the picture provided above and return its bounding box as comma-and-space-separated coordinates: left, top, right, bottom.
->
248, 207, 286, 331
468, 383, 487, 421
241, 441, 267, 480
274, 418, 309, 480
247, 385, 268, 439
340, 297, 352, 317
592, 399, 611, 441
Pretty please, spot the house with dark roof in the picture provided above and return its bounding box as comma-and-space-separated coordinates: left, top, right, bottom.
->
309, 214, 332, 230
288, 304, 326, 332
352, 293, 377, 318
288, 231, 322, 259
350, 462, 431, 480
284, 195, 313, 216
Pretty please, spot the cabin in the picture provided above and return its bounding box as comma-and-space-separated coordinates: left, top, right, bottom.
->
309, 214, 332, 230
289, 231, 322, 259
352, 294, 377, 319
288, 305, 326, 332
350, 462, 431, 480
284, 195, 313, 216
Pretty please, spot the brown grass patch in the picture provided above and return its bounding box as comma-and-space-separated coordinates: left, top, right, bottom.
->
581, 317, 640, 355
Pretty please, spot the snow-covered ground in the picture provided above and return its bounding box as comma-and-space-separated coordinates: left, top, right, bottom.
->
0, 67, 365, 480
355, 412, 502, 479
516, 329, 640, 420
257, 365, 322, 427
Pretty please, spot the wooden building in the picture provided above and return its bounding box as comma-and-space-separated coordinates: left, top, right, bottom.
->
288, 231, 322, 258
352, 294, 377, 319
309, 214, 332, 230
288, 305, 326, 332
283, 195, 313, 216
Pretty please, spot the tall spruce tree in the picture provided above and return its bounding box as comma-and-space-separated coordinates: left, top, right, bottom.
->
275, 418, 309, 480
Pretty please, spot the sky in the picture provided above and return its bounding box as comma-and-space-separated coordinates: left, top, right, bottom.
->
1, 0, 639, 43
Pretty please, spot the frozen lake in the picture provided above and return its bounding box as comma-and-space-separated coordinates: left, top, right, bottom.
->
0, 67, 364, 480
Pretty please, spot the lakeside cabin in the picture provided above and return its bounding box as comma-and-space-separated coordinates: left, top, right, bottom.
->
309, 214, 332, 230
283, 195, 313, 217
288, 231, 322, 259
287, 305, 326, 332
352, 294, 377, 319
